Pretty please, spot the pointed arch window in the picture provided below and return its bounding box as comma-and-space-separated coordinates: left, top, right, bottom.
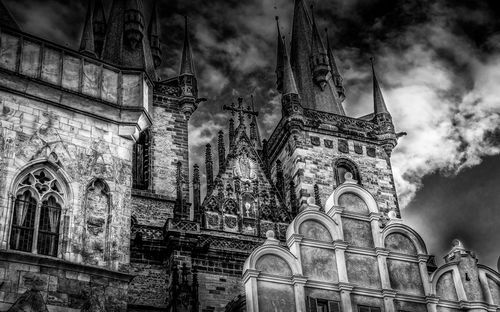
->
9, 168, 65, 257
133, 130, 151, 190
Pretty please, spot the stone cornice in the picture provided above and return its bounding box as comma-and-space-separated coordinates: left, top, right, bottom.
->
0, 250, 134, 282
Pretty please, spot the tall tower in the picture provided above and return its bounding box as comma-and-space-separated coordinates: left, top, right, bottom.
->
268, 1, 401, 219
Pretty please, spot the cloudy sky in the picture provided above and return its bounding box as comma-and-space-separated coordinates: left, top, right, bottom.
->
4, 0, 500, 269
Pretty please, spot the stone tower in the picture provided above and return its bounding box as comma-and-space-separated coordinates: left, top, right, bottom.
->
269, 0, 401, 221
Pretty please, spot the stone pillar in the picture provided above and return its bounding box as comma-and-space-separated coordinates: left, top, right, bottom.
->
418, 255, 432, 295
334, 241, 349, 283
369, 212, 383, 247
243, 269, 260, 312
287, 234, 304, 269
376, 248, 391, 289
293, 275, 308, 312
426, 296, 439, 312
382, 290, 397, 312
339, 283, 354, 312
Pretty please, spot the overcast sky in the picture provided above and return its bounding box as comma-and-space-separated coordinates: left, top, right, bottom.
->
4, 0, 500, 269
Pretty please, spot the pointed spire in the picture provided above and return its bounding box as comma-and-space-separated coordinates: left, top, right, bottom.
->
180, 16, 196, 76
310, 7, 326, 56
310, 5, 329, 90
371, 57, 389, 115
249, 95, 262, 148
275, 16, 285, 93
282, 37, 299, 96
193, 164, 201, 223
228, 118, 235, 151
148, 1, 162, 68
175, 161, 185, 219
325, 29, 339, 75
290, 0, 312, 69
205, 144, 214, 193
80, 0, 96, 57
325, 28, 345, 101
93, 0, 106, 56
276, 160, 285, 197
217, 130, 225, 170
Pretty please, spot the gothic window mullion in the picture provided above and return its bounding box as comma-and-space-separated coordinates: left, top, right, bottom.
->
31, 201, 42, 254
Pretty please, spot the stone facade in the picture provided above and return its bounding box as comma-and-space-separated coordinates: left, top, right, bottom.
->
242, 188, 500, 312
0, 0, 498, 312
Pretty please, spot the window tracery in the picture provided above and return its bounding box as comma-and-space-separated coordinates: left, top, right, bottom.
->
10, 168, 64, 257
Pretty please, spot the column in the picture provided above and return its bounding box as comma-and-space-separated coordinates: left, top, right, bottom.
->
418, 255, 432, 295
293, 275, 308, 312
339, 283, 354, 312
334, 241, 349, 283
243, 269, 260, 312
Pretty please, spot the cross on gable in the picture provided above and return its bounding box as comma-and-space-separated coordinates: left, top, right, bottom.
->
222, 97, 258, 124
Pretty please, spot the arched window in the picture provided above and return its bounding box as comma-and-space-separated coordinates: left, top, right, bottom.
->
10, 168, 64, 257
133, 130, 151, 190
334, 158, 360, 185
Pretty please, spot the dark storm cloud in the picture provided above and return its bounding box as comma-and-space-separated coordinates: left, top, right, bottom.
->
4, 0, 500, 267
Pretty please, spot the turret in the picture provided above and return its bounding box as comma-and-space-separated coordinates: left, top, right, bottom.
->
101, 0, 156, 78
179, 16, 198, 118
148, 1, 162, 68
309, 7, 329, 90
124, 0, 144, 49
79, 0, 96, 57
371, 58, 397, 156
281, 36, 303, 138
93, 0, 106, 56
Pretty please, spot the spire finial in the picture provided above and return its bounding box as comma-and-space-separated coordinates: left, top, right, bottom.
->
80, 0, 96, 57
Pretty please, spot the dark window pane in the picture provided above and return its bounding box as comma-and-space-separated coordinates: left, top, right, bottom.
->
37, 196, 61, 257
10, 191, 37, 252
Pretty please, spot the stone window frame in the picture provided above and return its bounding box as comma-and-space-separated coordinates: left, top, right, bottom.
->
8, 162, 70, 258
334, 158, 361, 186
132, 129, 151, 190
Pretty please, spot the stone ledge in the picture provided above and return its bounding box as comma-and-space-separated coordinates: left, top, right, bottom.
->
0, 250, 134, 283
131, 189, 177, 202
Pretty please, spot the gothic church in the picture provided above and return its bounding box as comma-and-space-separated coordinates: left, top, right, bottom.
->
0, 0, 498, 312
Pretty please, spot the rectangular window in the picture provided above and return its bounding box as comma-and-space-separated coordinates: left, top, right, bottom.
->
358, 305, 381, 312
307, 297, 341, 312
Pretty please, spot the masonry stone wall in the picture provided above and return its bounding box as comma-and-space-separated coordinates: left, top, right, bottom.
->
151, 94, 189, 199
0, 251, 131, 311
273, 130, 398, 215
0, 88, 133, 268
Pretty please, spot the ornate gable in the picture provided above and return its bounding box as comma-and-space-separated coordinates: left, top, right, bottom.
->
201, 99, 290, 239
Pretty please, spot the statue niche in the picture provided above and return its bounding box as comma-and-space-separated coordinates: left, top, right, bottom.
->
83, 179, 111, 266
